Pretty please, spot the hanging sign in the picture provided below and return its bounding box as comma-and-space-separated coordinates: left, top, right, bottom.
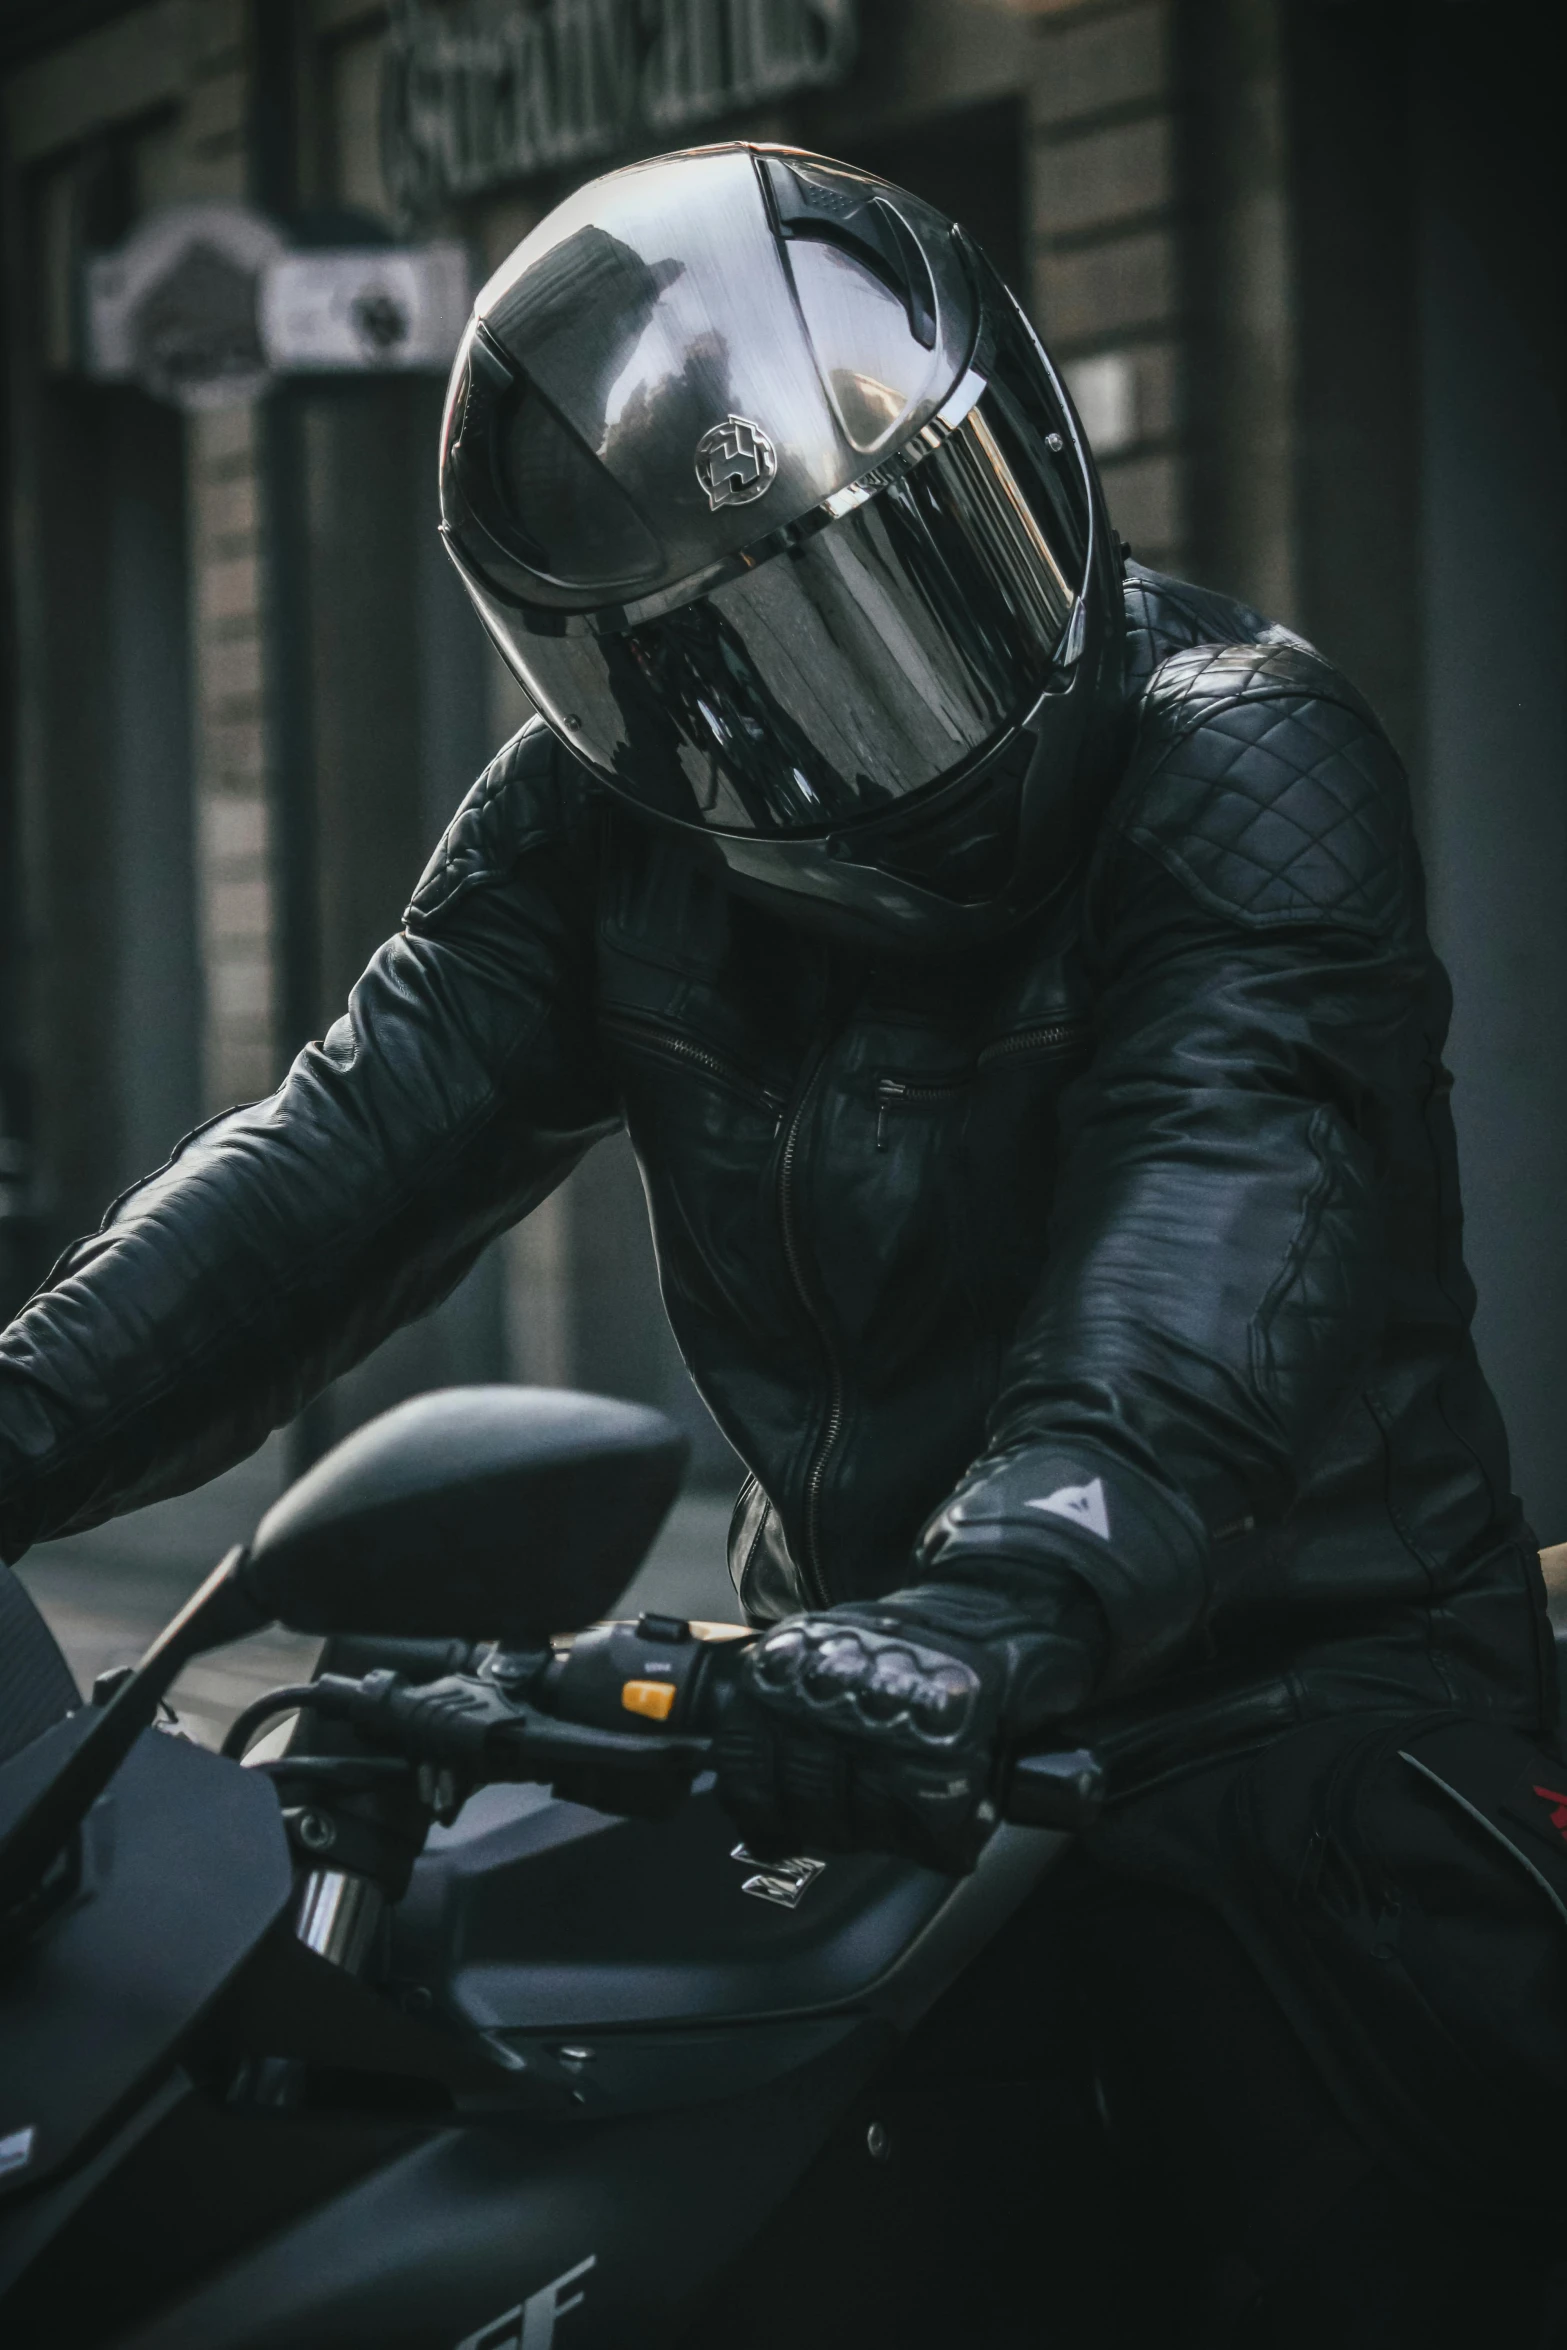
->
84, 207, 473, 409
83, 204, 286, 409
260, 245, 472, 371
381, 0, 858, 219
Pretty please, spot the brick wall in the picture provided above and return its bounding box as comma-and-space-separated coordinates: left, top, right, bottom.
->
177, 1, 279, 1108
189, 402, 275, 1107
1024, 0, 1187, 575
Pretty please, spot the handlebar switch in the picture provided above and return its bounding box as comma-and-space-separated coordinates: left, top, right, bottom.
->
634, 1612, 692, 1644
544, 1619, 714, 1734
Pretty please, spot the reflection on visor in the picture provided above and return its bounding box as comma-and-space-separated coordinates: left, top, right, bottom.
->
453, 328, 1090, 838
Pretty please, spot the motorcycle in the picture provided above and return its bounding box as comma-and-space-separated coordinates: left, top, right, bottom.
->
0, 1386, 1117, 2349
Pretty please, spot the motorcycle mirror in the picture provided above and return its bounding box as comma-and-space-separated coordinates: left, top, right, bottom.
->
240, 1386, 689, 1642
0, 1388, 687, 1927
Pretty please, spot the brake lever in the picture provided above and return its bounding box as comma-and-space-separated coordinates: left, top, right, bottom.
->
488, 1709, 711, 1782
300, 1668, 711, 1821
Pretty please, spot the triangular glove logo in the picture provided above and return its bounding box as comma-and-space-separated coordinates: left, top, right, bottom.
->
1026, 1477, 1110, 1541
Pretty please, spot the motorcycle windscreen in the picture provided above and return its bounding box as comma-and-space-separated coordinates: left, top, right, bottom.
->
454, 381, 1090, 839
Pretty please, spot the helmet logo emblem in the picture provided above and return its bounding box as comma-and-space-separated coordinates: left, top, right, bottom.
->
695, 416, 777, 510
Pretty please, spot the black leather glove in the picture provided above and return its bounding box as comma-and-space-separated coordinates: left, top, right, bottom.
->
712, 1563, 1109, 1875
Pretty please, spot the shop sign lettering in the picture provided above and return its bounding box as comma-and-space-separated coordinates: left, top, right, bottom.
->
382, 0, 857, 216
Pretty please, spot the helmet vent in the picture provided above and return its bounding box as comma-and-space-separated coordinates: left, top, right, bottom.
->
760, 155, 937, 351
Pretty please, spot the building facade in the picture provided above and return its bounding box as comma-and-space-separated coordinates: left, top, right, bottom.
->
1, 0, 1562, 1526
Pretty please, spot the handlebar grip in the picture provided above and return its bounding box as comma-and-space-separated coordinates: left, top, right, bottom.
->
1002, 1744, 1105, 1832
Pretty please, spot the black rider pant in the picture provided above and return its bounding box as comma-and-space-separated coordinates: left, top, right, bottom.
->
682, 1835, 1562, 2349
1057, 1852, 1561, 2349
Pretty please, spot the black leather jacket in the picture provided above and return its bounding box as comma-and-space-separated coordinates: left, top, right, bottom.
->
0, 568, 1551, 1782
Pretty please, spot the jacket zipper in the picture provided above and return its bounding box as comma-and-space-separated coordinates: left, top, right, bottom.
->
976, 1015, 1090, 1070
600, 1011, 784, 1122
777, 1034, 847, 1610
874, 1073, 967, 1149
874, 1017, 1090, 1148
608, 1001, 837, 1599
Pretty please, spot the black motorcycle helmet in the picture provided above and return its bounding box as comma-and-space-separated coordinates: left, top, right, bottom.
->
439, 143, 1123, 950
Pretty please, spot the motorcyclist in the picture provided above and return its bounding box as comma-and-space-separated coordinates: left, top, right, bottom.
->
0, 149, 1558, 2339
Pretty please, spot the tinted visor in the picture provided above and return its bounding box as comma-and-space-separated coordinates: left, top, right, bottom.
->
449, 318, 1090, 838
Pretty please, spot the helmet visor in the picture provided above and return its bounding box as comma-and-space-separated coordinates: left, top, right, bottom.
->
449, 321, 1091, 838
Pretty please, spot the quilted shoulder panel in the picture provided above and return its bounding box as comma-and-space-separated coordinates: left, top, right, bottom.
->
1121, 562, 1315, 697
405, 718, 595, 929
1118, 640, 1417, 934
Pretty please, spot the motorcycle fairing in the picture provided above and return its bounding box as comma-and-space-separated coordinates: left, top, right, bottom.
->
105, 2030, 890, 2350
0, 1709, 1066, 2345
391, 1780, 951, 2035
0, 1718, 291, 2207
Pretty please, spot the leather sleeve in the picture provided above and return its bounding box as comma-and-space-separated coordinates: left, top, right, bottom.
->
0, 722, 617, 1563
918, 644, 1428, 1693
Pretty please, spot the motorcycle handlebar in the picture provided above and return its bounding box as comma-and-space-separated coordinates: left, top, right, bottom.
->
296, 1615, 1106, 1836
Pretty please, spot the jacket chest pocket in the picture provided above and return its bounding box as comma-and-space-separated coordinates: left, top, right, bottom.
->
873, 1068, 969, 1150
600, 1007, 786, 1133
873, 1015, 1093, 1147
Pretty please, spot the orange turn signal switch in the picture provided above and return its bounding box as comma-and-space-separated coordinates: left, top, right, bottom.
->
620, 1678, 678, 1723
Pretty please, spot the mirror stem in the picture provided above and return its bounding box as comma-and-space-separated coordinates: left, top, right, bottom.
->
0, 1547, 271, 1922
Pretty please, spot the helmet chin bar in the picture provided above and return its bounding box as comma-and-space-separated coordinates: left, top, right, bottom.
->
677, 678, 1100, 955
704, 835, 1038, 955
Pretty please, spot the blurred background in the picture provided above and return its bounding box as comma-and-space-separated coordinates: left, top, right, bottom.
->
0, 0, 1561, 1727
